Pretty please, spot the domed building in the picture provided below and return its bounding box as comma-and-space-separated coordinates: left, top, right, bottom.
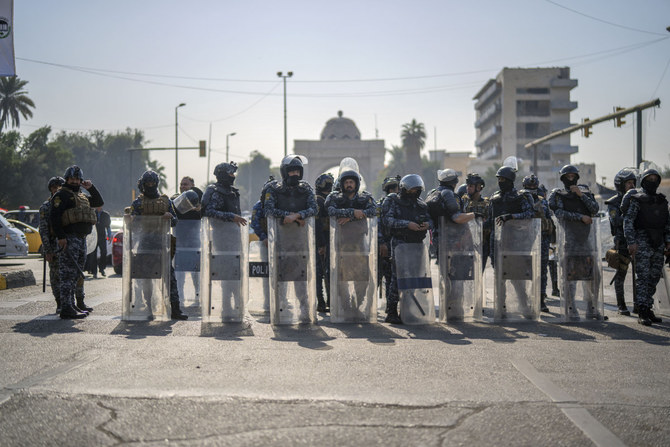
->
294, 111, 385, 193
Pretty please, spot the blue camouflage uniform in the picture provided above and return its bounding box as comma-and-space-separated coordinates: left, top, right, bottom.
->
605, 192, 630, 309
250, 200, 267, 241
50, 184, 104, 314
39, 197, 65, 309
622, 188, 670, 312
382, 193, 433, 310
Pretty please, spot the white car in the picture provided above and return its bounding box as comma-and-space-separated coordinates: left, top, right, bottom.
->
0, 214, 29, 257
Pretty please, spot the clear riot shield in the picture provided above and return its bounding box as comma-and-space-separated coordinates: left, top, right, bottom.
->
438, 217, 483, 322
268, 217, 317, 325
122, 215, 171, 321
395, 239, 435, 325
494, 219, 541, 322
557, 220, 604, 321
655, 264, 670, 318
200, 217, 249, 323
173, 220, 201, 307
329, 217, 377, 323
248, 240, 270, 315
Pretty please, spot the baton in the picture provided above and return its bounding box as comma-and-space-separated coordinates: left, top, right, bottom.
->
409, 292, 426, 316
42, 253, 47, 293
631, 257, 637, 303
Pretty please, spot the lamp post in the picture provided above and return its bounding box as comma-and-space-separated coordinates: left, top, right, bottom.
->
277, 71, 293, 156
226, 132, 236, 162
175, 102, 186, 194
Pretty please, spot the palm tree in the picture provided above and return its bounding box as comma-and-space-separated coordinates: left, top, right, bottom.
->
0, 77, 35, 131
401, 119, 425, 175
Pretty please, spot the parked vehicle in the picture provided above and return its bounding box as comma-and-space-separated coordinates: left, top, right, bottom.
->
7, 219, 42, 254
112, 229, 123, 275
0, 214, 29, 257
3, 209, 40, 228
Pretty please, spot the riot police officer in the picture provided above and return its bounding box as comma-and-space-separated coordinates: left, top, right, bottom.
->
265, 155, 318, 323
378, 175, 400, 307
548, 165, 601, 320
521, 174, 553, 312
462, 172, 491, 269
382, 174, 433, 324
426, 169, 476, 227
605, 168, 637, 315
129, 170, 188, 320
39, 176, 64, 313
622, 168, 670, 326
326, 170, 377, 319
314, 172, 334, 312
50, 166, 104, 319
202, 162, 247, 226
489, 167, 535, 319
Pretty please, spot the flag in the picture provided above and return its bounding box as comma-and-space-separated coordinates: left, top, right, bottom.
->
0, 0, 14, 76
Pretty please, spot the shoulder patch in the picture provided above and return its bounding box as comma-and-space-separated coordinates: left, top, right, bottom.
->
52, 196, 61, 208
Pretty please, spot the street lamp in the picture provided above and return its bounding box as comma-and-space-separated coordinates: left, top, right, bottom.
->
175, 102, 186, 194
277, 71, 293, 156
226, 132, 237, 162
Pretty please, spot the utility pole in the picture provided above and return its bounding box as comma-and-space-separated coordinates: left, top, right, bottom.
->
277, 71, 293, 156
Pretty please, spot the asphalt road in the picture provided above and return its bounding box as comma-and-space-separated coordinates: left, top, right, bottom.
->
1, 256, 669, 446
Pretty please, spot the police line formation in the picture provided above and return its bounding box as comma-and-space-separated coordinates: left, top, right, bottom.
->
38, 156, 670, 327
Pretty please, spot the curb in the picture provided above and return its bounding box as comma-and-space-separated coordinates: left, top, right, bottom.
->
0, 270, 37, 290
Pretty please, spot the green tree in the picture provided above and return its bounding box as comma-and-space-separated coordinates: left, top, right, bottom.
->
0, 77, 35, 131
373, 144, 441, 198
401, 119, 425, 176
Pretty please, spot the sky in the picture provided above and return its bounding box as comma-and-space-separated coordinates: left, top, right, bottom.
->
12, 0, 670, 191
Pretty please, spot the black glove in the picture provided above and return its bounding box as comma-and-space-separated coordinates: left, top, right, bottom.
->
499, 214, 512, 222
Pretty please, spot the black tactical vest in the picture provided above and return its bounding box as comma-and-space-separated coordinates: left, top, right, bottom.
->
275, 183, 309, 212
490, 191, 524, 218
556, 189, 592, 215
331, 191, 370, 210
388, 194, 430, 243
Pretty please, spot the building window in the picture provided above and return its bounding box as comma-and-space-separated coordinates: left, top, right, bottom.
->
517, 144, 550, 161
516, 88, 549, 94
516, 122, 550, 139
516, 100, 550, 117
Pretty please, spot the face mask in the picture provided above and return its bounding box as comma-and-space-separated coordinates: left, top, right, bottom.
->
64, 182, 80, 192
562, 178, 578, 188
144, 186, 159, 198
286, 176, 299, 187
498, 180, 513, 192
217, 174, 234, 187
641, 179, 659, 194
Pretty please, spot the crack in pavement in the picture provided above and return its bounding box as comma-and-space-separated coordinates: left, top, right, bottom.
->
96, 401, 126, 445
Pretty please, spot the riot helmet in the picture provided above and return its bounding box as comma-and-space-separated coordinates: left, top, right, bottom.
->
640, 168, 661, 194
496, 166, 516, 193
47, 176, 65, 192
522, 174, 539, 190
399, 174, 424, 200
437, 168, 458, 187
559, 164, 580, 187
338, 170, 360, 194
173, 189, 200, 214
466, 172, 485, 188
214, 161, 237, 186
613, 168, 637, 193
382, 175, 401, 193
280, 155, 308, 186
63, 165, 84, 181
314, 172, 334, 193
138, 170, 160, 198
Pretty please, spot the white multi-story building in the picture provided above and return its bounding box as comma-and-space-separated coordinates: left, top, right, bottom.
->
473, 67, 581, 190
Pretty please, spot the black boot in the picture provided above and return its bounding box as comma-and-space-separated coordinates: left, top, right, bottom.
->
76, 297, 93, 313
317, 297, 327, 313
60, 303, 87, 319
540, 294, 549, 313
55, 297, 62, 314
633, 303, 639, 314
638, 306, 652, 326
171, 303, 188, 320
648, 308, 662, 323
616, 294, 630, 316
385, 302, 402, 324
551, 281, 560, 297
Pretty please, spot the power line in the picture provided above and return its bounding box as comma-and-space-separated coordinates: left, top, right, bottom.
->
544, 0, 668, 36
